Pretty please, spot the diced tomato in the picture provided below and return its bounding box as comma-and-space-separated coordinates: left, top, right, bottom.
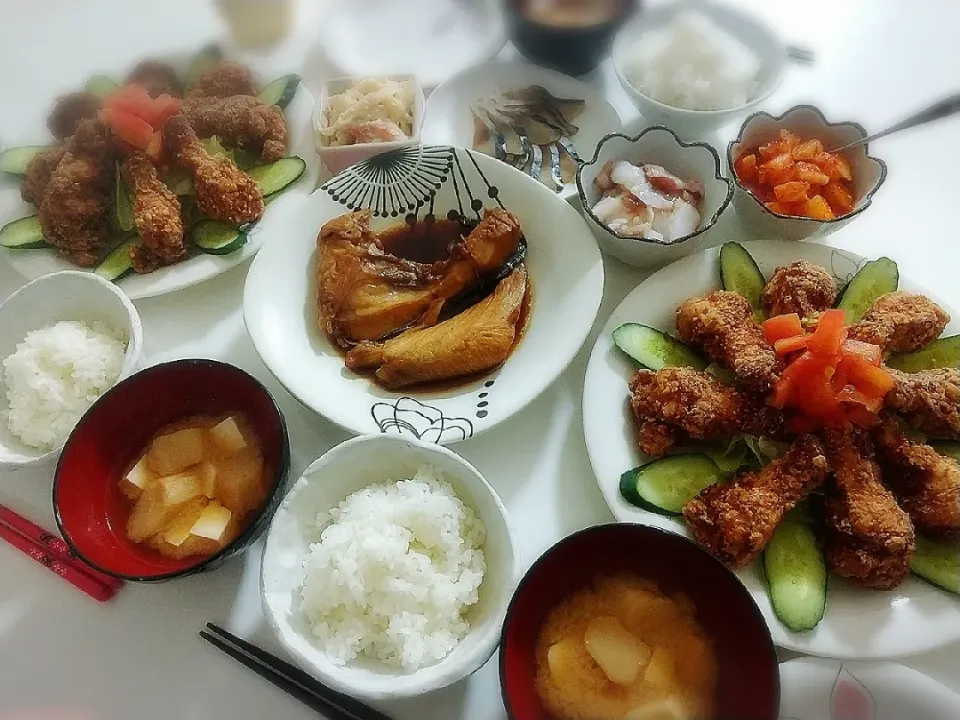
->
847, 406, 882, 429
844, 355, 896, 397
763, 313, 803, 344
841, 339, 882, 366
142, 94, 182, 129
772, 376, 794, 409
837, 386, 883, 413
807, 309, 848, 356
107, 110, 155, 151
103, 83, 154, 120
798, 369, 844, 421
775, 334, 811, 356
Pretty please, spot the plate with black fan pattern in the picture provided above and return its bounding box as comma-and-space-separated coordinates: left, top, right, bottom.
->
243, 145, 604, 444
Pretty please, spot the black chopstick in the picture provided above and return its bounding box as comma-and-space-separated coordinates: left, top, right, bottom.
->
200, 623, 395, 720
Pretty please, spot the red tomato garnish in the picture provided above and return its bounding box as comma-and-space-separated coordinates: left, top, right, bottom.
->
837, 386, 883, 413
847, 406, 882, 429
763, 313, 803, 344
103, 83, 154, 120
841, 338, 882, 366
807, 309, 847, 356
775, 334, 811, 356
142, 94, 182, 129
109, 111, 155, 151
772, 376, 794, 409
843, 356, 896, 397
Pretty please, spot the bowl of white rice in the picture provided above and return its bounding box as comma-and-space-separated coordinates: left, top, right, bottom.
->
261, 433, 519, 699
0, 271, 142, 471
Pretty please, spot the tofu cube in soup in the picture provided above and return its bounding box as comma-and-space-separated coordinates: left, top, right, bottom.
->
190, 501, 232, 541
160, 498, 209, 547
217, 452, 265, 515
158, 469, 203, 507
209, 416, 247, 455
127, 482, 182, 542
121, 457, 153, 500
147, 427, 205, 475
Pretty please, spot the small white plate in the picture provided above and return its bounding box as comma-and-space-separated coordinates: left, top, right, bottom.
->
421, 60, 622, 201
780, 658, 960, 720
244, 145, 604, 444
582, 239, 960, 658
0, 49, 319, 300
309, 0, 506, 90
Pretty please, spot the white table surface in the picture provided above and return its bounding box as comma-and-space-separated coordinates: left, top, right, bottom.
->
1, 1, 959, 718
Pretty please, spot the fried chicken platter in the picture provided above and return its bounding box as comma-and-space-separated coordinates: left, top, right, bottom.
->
583, 240, 960, 645
0, 46, 313, 298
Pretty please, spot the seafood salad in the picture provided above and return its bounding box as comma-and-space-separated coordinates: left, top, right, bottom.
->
592, 160, 702, 242
472, 85, 585, 192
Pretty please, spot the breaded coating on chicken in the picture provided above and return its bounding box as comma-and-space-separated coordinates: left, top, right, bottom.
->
163, 114, 263, 226
821, 427, 915, 590
676, 291, 782, 391
637, 421, 678, 458
20, 147, 65, 206
126, 60, 181, 98
185, 60, 257, 99
120, 152, 185, 273
848, 292, 950, 355
886, 368, 960, 440
629, 367, 782, 456
183, 94, 287, 161
47, 92, 101, 141
38, 119, 113, 266
873, 416, 960, 537
683, 434, 829, 568
761, 260, 838, 319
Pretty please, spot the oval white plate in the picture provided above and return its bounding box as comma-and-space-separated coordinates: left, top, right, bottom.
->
0, 50, 319, 300
244, 145, 604, 444
310, 0, 506, 89
582, 239, 960, 658
780, 658, 960, 720
421, 60, 622, 201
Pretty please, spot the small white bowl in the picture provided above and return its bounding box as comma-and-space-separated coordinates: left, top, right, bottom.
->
577, 126, 734, 268
0, 271, 143, 471
728, 105, 888, 241
260, 433, 519, 700
612, 0, 786, 138
313, 75, 426, 176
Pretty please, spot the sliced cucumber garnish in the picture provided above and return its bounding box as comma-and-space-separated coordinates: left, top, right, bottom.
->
95, 236, 137, 282
258, 73, 301, 109
619, 455, 725, 516
193, 220, 247, 255
888, 336, 960, 372
836, 257, 899, 323
247, 156, 306, 197
0, 215, 47, 249
612, 323, 707, 371
115, 167, 136, 233
720, 241, 765, 319
85, 74, 120, 99
0, 145, 47, 176
763, 518, 827, 633
184, 45, 223, 91
911, 536, 960, 595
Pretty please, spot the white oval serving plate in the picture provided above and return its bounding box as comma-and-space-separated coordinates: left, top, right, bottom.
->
244, 145, 604, 444
582, 239, 960, 658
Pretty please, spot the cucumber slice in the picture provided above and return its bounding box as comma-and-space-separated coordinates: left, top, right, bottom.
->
85, 74, 120, 99
184, 45, 223, 91
257, 73, 301, 109
612, 323, 708, 371
887, 336, 960, 372
115, 166, 136, 233
763, 519, 827, 633
720, 241, 765, 319
911, 536, 960, 595
0, 215, 47, 249
930, 441, 960, 463
95, 236, 137, 282
247, 156, 306, 197
193, 220, 247, 255
619, 455, 725, 516
836, 257, 899, 323
0, 145, 46, 176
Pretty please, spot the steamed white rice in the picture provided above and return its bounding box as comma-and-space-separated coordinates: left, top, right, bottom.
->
299, 467, 486, 671
3, 320, 126, 450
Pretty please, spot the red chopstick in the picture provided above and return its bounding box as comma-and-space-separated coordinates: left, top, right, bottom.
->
0, 505, 122, 601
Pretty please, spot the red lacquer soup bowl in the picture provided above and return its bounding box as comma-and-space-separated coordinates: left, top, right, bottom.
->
500, 524, 779, 720
54, 359, 290, 582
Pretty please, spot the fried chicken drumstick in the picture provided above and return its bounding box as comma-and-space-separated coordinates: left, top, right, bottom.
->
820, 427, 915, 589
873, 416, 960, 537
629, 367, 782, 457
761, 260, 838, 320
120, 152, 186, 273
676, 291, 782, 391
163, 114, 264, 226
886, 368, 960, 440
683, 434, 830, 568
848, 292, 950, 355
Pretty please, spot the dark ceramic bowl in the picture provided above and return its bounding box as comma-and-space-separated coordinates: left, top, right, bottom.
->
504, 0, 639, 76
500, 524, 780, 720
54, 359, 290, 582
